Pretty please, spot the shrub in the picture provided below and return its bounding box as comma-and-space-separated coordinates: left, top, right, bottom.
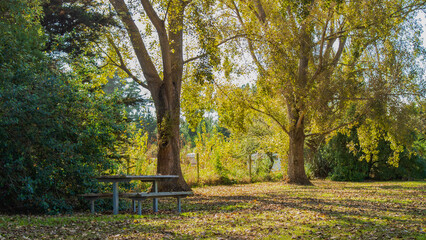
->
0, 0, 125, 213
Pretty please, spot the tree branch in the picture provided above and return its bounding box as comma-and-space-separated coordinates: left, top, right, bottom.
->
232, 0, 266, 73
305, 105, 371, 138
213, 79, 290, 136
107, 36, 149, 89
331, 37, 347, 67
305, 118, 358, 138
318, 4, 334, 68
163, 0, 172, 21
244, 98, 290, 136
183, 33, 247, 64
253, 0, 266, 23
109, 0, 161, 85
140, 0, 172, 77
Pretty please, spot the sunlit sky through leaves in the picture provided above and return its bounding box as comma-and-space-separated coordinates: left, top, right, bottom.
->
134, 10, 426, 108
421, 12, 426, 48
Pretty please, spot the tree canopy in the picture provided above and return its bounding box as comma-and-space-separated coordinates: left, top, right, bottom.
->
192, 0, 426, 184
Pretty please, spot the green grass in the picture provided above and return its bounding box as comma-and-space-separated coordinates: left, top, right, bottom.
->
0, 180, 425, 239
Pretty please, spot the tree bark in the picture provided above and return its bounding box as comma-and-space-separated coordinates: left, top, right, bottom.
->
285, 20, 312, 185
286, 113, 312, 185
152, 80, 190, 191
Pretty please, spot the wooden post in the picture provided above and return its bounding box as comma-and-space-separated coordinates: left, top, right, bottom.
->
196, 152, 200, 184
249, 154, 252, 183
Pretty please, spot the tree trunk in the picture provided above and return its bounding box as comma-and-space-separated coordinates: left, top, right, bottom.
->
151, 79, 190, 192
286, 119, 312, 185
108, 0, 191, 191
285, 20, 312, 185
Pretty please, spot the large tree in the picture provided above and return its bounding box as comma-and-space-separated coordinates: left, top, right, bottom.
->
41, 0, 240, 191
106, 0, 236, 190
216, 0, 425, 184
103, 0, 190, 190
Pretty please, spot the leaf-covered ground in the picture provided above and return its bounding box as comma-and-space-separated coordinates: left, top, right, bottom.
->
1, 180, 425, 239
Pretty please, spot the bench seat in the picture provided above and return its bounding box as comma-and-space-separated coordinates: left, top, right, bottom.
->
123, 191, 193, 214
79, 193, 114, 199
80, 191, 193, 214
122, 191, 194, 199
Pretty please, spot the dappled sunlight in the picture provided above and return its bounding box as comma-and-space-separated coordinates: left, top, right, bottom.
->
1, 180, 424, 239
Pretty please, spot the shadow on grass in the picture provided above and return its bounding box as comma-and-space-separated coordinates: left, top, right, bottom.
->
179, 182, 425, 239
1, 181, 424, 239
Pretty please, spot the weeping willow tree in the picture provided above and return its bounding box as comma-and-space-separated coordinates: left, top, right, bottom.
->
214, 0, 425, 184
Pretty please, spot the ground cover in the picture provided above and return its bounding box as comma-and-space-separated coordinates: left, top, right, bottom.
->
0, 180, 424, 239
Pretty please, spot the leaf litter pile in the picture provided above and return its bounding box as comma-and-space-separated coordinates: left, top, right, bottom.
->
0, 180, 424, 239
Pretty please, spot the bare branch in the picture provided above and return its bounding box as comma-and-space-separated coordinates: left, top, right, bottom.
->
109, 0, 161, 84
163, 0, 172, 21
107, 36, 149, 89
232, 0, 266, 73
213, 79, 290, 135
140, 0, 172, 77
183, 34, 247, 64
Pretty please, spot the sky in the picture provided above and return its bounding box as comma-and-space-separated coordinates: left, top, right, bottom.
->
133, 9, 426, 97
420, 12, 426, 48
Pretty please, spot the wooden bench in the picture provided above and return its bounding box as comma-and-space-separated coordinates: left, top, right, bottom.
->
123, 191, 193, 214
80, 191, 193, 214
79, 193, 114, 213
83, 175, 190, 215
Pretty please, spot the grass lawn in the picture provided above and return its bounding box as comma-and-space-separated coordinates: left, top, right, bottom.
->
0, 180, 424, 239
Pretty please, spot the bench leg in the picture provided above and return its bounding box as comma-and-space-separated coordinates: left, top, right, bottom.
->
153, 181, 158, 213
90, 199, 95, 214
177, 197, 181, 213
132, 200, 136, 213
153, 199, 158, 213
113, 182, 119, 215
138, 200, 142, 215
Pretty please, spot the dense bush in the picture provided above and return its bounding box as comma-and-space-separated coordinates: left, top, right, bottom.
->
310, 129, 426, 181
0, 0, 125, 214
321, 131, 369, 181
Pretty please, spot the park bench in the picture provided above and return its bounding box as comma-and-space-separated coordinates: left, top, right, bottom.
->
80, 191, 193, 214
81, 175, 193, 214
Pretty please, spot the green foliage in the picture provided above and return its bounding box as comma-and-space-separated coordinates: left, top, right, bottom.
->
180, 118, 282, 185
193, 123, 238, 184
320, 131, 369, 181
312, 127, 426, 181
211, 0, 426, 184
41, 0, 116, 57
0, 0, 126, 213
